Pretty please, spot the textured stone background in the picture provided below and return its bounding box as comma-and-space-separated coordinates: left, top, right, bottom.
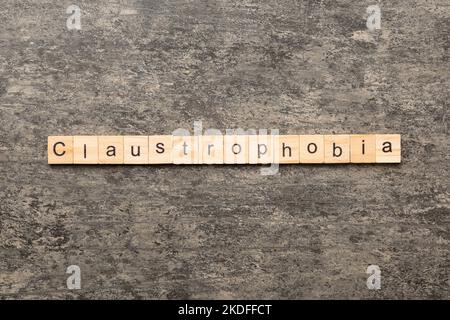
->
0, 0, 449, 299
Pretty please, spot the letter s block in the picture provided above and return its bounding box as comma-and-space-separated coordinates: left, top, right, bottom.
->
48, 136, 73, 164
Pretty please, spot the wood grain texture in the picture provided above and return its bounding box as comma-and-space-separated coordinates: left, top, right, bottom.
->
0, 0, 449, 299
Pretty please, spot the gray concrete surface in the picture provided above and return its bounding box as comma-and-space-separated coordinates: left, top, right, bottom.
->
0, 0, 449, 299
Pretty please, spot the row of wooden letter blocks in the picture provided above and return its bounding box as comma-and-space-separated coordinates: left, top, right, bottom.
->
48, 134, 401, 164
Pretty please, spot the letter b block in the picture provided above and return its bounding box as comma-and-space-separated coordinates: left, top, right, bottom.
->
324, 135, 350, 163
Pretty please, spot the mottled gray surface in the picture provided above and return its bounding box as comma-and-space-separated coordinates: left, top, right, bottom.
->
0, 0, 449, 299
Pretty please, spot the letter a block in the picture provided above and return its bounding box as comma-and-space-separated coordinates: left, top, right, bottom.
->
98, 136, 124, 164
376, 134, 401, 163
48, 136, 74, 164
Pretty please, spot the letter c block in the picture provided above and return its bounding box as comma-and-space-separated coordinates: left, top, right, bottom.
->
48, 136, 73, 164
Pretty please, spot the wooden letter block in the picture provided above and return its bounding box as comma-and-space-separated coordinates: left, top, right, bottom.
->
98, 136, 124, 164
224, 135, 249, 164
201, 135, 224, 164
48, 136, 73, 164
299, 135, 324, 163
273, 135, 300, 164
324, 135, 350, 163
350, 135, 376, 163
148, 135, 172, 164
376, 134, 401, 163
124, 136, 149, 164
172, 135, 195, 164
73, 136, 98, 164
249, 135, 273, 164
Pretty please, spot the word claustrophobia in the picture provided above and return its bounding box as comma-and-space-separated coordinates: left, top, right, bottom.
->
48, 134, 401, 165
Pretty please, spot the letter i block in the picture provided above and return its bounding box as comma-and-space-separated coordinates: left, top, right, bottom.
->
48, 136, 74, 164
376, 134, 401, 163
249, 135, 273, 164
324, 135, 350, 164
98, 136, 124, 164
299, 135, 324, 163
148, 135, 173, 164
273, 135, 300, 164
201, 135, 224, 164
73, 136, 98, 164
124, 136, 149, 164
224, 135, 249, 164
172, 135, 195, 164
350, 135, 376, 163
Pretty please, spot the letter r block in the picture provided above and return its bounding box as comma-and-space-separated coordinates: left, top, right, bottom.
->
201, 135, 224, 164
48, 136, 73, 164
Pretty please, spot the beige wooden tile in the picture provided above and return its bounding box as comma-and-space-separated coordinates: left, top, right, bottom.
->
48, 136, 73, 164
124, 136, 149, 164
273, 135, 300, 164
249, 135, 273, 164
324, 135, 350, 163
376, 134, 401, 163
201, 135, 224, 164
98, 136, 124, 164
224, 135, 249, 164
172, 135, 195, 164
299, 135, 324, 163
73, 136, 98, 164
148, 135, 172, 164
350, 134, 376, 163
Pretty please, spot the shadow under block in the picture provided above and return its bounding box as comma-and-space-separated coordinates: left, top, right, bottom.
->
124, 136, 149, 164
201, 135, 224, 164
324, 135, 350, 164
224, 135, 249, 164
173, 135, 195, 164
148, 135, 172, 164
249, 135, 273, 164
350, 135, 376, 163
73, 136, 98, 164
376, 134, 401, 163
48, 136, 74, 164
299, 135, 324, 163
98, 136, 124, 164
273, 135, 300, 164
